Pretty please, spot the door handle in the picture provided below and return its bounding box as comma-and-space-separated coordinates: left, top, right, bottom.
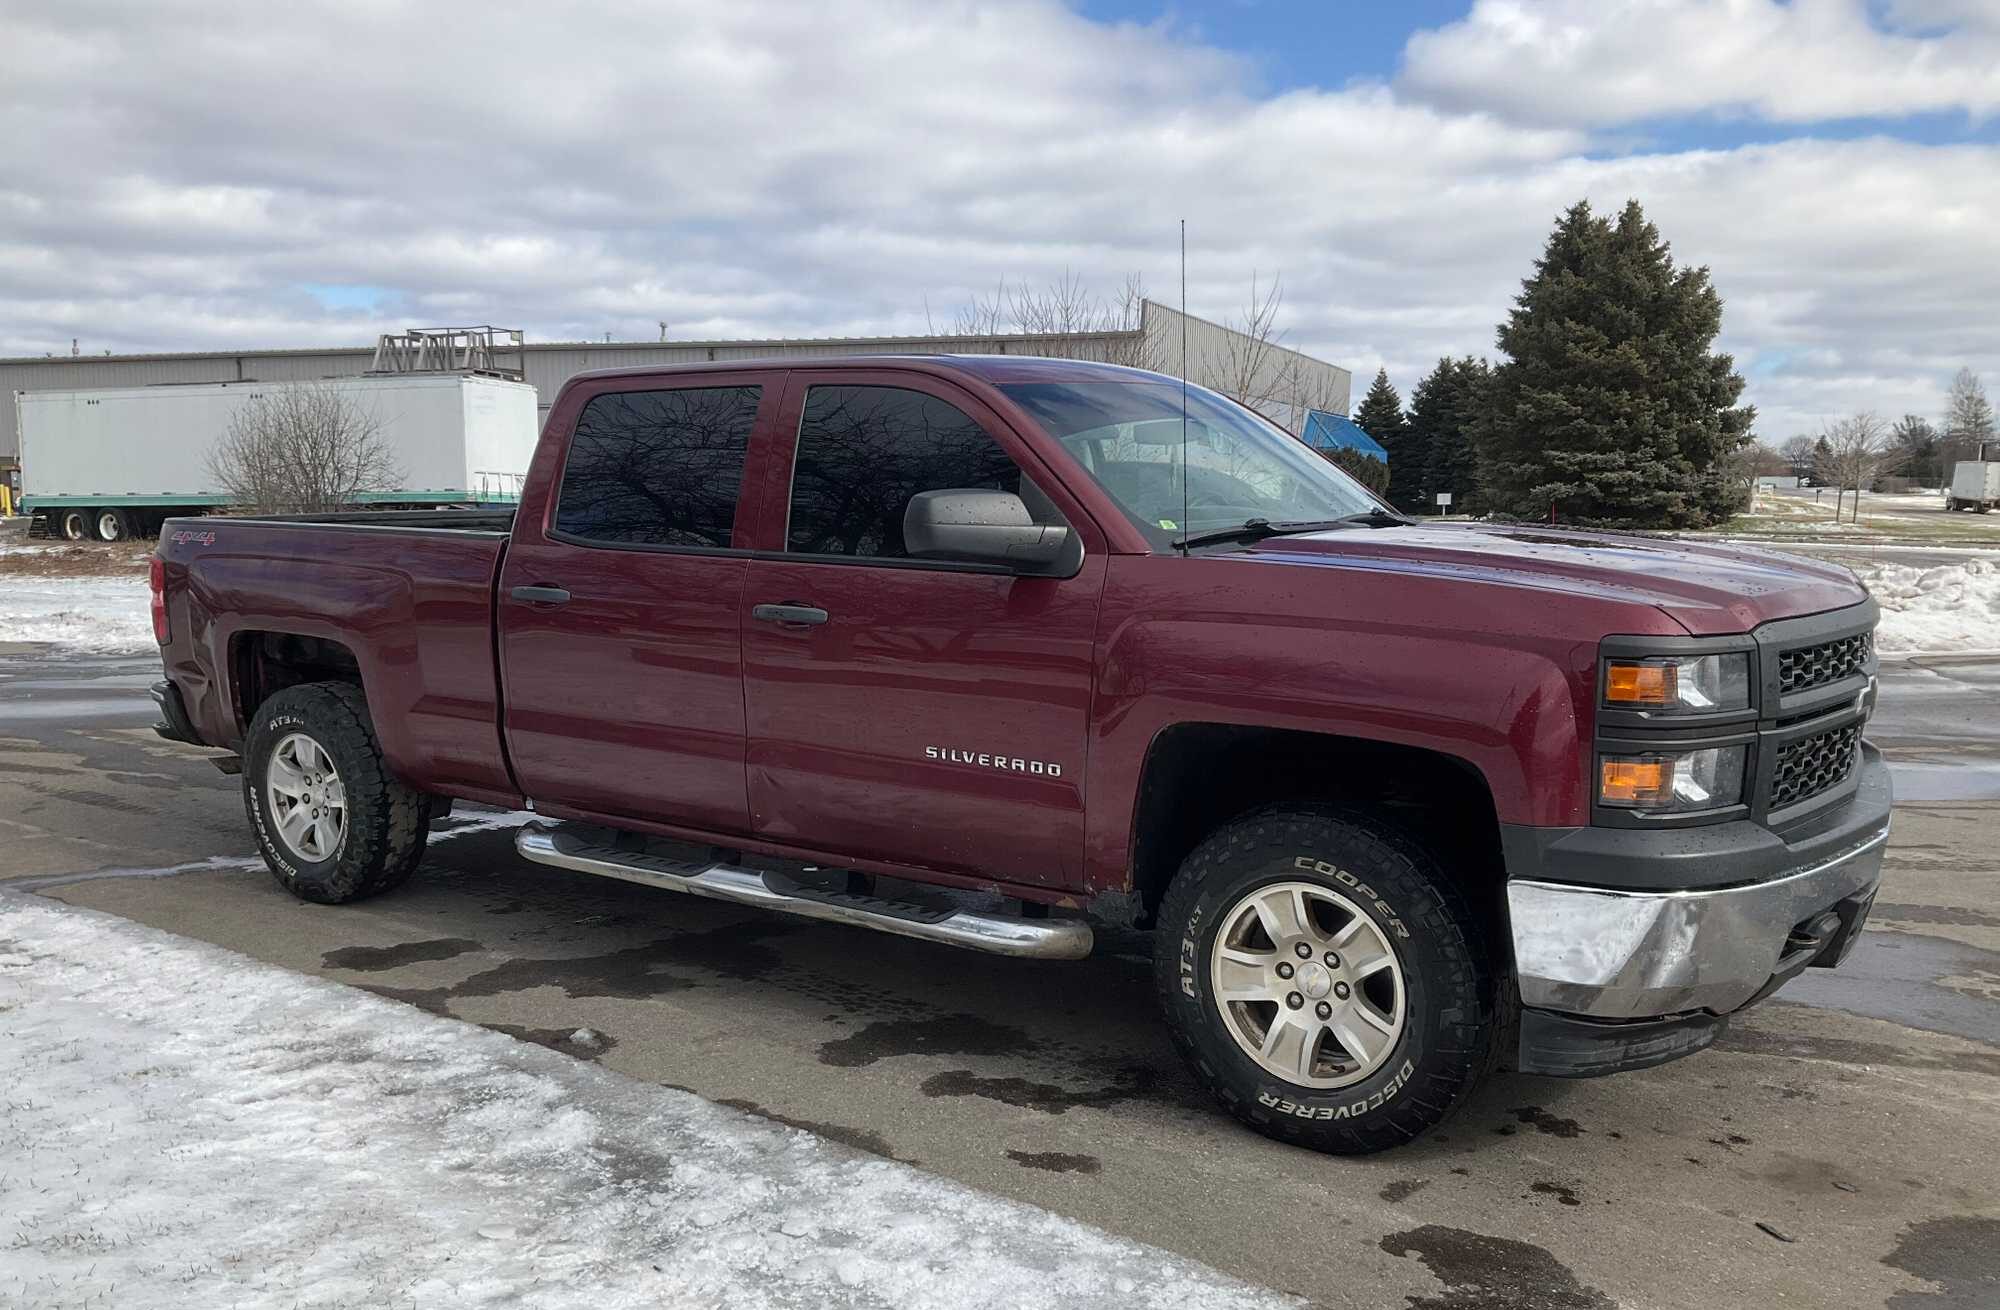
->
510, 585, 571, 605
751, 602, 829, 627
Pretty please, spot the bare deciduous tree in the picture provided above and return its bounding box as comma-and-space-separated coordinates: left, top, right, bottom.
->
1212, 271, 1285, 412
948, 270, 1161, 371
1816, 412, 1903, 524
1274, 353, 1347, 432
1778, 433, 1818, 480
1944, 366, 1995, 467
208, 383, 403, 514
941, 269, 1318, 426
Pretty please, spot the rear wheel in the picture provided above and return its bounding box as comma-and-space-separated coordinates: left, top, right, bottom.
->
243, 682, 430, 903
59, 508, 90, 540
95, 507, 130, 542
1155, 806, 1497, 1154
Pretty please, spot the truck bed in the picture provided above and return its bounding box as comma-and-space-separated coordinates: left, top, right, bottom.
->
154, 511, 519, 806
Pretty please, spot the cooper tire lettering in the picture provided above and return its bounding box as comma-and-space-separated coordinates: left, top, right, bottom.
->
1161, 811, 1496, 1153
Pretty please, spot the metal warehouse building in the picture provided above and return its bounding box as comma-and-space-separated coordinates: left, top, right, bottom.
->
0, 301, 1349, 471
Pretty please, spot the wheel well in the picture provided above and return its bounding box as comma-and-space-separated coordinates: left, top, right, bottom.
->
1127, 723, 1506, 933
232, 631, 363, 730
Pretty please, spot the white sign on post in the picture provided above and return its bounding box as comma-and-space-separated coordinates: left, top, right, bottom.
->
1435, 492, 1453, 507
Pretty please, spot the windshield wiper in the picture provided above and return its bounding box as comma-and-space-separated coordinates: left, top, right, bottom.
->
1336, 507, 1416, 528
1173, 518, 1357, 549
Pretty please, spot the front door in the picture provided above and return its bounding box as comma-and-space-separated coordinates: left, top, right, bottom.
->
498, 377, 776, 835
740, 374, 1105, 888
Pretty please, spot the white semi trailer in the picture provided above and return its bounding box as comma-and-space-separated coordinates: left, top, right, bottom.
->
1947, 459, 2000, 513
16, 372, 540, 541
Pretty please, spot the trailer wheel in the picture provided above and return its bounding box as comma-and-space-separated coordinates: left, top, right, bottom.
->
60, 509, 90, 541
94, 508, 130, 542
243, 682, 431, 904
1154, 806, 1498, 1154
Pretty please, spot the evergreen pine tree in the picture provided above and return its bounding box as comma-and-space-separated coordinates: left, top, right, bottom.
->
1476, 199, 1753, 527
1352, 368, 1411, 508
1412, 357, 1491, 514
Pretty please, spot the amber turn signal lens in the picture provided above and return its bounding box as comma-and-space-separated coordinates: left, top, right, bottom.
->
1600, 758, 1670, 805
1605, 661, 1673, 705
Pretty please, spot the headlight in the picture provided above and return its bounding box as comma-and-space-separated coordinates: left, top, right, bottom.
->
1604, 654, 1749, 714
1599, 746, 1746, 811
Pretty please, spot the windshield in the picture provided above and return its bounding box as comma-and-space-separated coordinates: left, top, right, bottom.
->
1001, 380, 1381, 547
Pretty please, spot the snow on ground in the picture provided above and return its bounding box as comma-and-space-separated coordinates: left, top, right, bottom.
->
0, 574, 153, 653
0, 892, 1288, 1310
1849, 559, 2000, 653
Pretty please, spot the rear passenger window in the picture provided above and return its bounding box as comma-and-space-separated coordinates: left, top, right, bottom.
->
787, 385, 1050, 559
555, 386, 760, 548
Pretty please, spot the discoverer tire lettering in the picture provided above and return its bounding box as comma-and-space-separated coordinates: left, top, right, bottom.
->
242, 681, 430, 905
1153, 805, 1498, 1155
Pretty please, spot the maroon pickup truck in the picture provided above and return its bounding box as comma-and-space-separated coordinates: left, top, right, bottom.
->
151, 355, 1890, 1153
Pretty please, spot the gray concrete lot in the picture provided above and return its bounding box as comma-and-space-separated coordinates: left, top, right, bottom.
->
3, 646, 1998, 1308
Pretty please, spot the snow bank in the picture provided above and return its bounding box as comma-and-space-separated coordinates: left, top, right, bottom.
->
1850, 558, 2000, 653
0, 894, 1288, 1310
0, 575, 152, 652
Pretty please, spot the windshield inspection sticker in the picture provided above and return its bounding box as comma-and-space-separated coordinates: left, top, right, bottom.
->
1159, 519, 1178, 530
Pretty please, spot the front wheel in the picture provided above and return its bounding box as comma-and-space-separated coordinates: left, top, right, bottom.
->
60, 508, 90, 540
1154, 807, 1498, 1154
243, 682, 430, 904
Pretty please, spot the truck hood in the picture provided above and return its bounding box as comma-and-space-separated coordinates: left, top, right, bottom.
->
1239, 523, 1868, 635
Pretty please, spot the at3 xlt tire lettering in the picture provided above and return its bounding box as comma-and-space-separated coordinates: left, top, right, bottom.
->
242, 681, 430, 905
1153, 805, 1498, 1154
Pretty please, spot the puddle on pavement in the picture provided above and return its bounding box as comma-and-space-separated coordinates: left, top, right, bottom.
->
1, 697, 155, 723
1882, 1216, 2000, 1309
1886, 759, 2000, 802
1781, 931, 2000, 1047
1380, 1224, 1615, 1310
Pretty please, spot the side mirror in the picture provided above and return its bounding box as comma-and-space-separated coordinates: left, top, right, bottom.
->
904, 489, 1074, 573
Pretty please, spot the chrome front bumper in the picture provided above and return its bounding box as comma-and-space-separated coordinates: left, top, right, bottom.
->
1508, 824, 1889, 1020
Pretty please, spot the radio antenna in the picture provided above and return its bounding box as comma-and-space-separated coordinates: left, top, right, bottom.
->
1179, 218, 1190, 555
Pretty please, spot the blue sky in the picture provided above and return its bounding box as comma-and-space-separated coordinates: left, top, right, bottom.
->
1079, 1, 1999, 149
1075, 1, 1470, 92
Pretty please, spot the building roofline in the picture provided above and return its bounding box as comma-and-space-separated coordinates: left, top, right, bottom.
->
0, 325, 1147, 368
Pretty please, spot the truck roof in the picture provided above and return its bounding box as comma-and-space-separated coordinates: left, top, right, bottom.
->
561, 353, 1169, 388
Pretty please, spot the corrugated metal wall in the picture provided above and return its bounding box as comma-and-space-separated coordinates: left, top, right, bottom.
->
2, 320, 1347, 462
1139, 302, 1352, 434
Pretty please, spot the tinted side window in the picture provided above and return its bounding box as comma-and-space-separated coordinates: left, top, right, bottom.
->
555, 386, 760, 547
787, 385, 1035, 559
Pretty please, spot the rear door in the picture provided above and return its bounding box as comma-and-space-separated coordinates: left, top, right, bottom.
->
498, 375, 776, 835
739, 372, 1106, 888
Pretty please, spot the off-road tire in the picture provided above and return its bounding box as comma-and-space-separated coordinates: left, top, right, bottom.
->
243, 681, 430, 904
1154, 806, 1497, 1154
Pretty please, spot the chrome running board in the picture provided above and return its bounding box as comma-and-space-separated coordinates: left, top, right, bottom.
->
514, 823, 1093, 960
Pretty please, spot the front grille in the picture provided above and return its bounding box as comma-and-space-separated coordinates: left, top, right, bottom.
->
1778, 632, 1871, 695
1771, 723, 1861, 809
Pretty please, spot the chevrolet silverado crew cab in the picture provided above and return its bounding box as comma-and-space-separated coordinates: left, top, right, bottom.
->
151, 356, 1890, 1154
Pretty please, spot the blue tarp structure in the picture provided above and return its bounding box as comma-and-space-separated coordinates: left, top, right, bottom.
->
1300, 409, 1388, 460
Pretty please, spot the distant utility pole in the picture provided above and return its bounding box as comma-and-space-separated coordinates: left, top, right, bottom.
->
658, 321, 668, 342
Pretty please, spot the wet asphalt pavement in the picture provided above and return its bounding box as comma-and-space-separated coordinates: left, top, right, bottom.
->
3, 646, 1998, 1309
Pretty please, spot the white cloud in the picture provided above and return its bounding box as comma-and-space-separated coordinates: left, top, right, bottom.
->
0, 0, 1995, 444
1401, 0, 2000, 127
